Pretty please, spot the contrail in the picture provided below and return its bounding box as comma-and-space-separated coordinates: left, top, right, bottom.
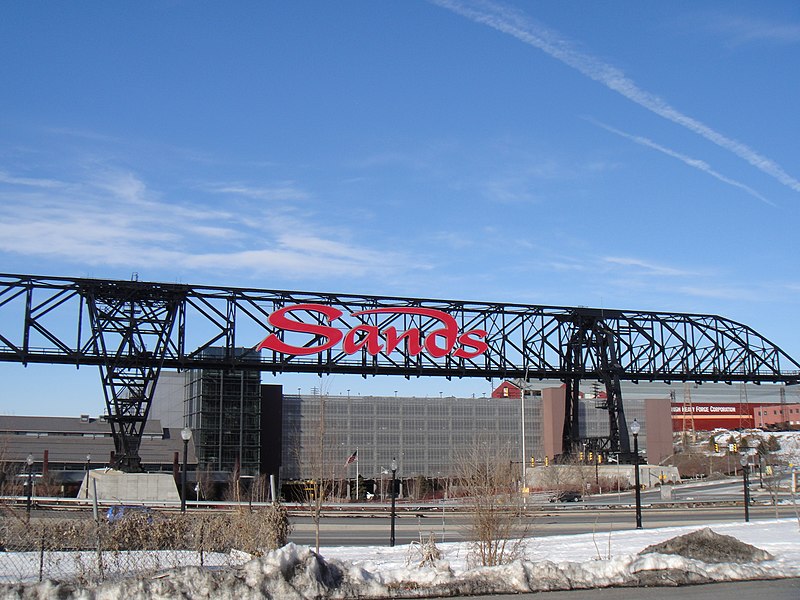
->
589, 119, 775, 206
433, 0, 800, 193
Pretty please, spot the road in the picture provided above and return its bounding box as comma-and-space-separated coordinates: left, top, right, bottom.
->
480, 578, 800, 600
288, 503, 796, 547
583, 476, 792, 506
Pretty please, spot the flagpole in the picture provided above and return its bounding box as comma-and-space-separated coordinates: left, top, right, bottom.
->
356, 445, 359, 501
345, 448, 358, 500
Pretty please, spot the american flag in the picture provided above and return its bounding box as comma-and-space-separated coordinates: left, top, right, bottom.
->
344, 449, 357, 466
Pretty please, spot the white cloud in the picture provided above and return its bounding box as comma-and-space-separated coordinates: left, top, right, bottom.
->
91, 170, 149, 204
543, 259, 590, 273
603, 256, 698, 277
589, 119, 774, 206
709, 16, 800, 45
481, 177, 540, 204
203, 182, 309, 202
345, 151, 430, 171
434, 0, 800, 193
0, 171, 65, 189
676, 284, 763, 302
184, 244, 412, 279
0, 167, 421, 281
430, 230, 477, 250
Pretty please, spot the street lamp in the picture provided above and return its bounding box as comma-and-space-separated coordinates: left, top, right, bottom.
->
740, 442, 750, 523
521, 384, 527, 495
84, 454, 91, 499
390, 457, 398, 547
25, 453, 34, 520
630, 419, 642, 529
181, 427, 192, 513
595, 453, 600, 487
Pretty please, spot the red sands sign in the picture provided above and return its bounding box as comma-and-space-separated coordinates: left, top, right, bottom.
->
256, 303, 488, 359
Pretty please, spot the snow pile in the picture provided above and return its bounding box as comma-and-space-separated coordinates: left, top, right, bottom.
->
640, 527, 773, 563
0, 545, 375, 600
713, 429, 798, 456
1, 520, 798, 599
773, 432, 800, 464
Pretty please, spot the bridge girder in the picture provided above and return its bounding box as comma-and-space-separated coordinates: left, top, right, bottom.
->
79, 279, 186, 471
2, 274, 799, 469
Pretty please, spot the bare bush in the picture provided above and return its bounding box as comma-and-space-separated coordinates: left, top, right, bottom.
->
531, 459, 617, 496
228, 505, 291, 554
0, 502, 292, 584
195, 463, 215, 501
585, 475, 629, 495
455, 441, 528, 567
667, 451, 729, 478
407, 532, 445, 569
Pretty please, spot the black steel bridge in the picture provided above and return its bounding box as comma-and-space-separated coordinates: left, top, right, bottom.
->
1, 273, 798, 471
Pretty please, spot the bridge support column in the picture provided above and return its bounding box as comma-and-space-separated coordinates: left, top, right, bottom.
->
81, 280, 185, 473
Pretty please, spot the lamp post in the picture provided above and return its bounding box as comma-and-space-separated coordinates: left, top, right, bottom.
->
181, 427, 192, 513
390, 457, 397, 547
84, 454, 91, 499
595, 453, 600, 487
25, 453, 34, 521
630, 419, 642, 529
520, 383, 527, 496
740, 443, 750, 523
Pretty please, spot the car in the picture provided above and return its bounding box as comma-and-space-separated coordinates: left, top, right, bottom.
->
549, 491, 582, 503
106, 505, 153, 523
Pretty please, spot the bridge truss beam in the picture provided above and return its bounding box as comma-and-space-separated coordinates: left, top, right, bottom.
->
79, 279, 186, 471
1, 274, 799, 467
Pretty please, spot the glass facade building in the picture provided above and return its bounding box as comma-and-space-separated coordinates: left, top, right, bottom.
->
278, 384, 667, 483
281, 393, 543, 481
185, 348, 263, 475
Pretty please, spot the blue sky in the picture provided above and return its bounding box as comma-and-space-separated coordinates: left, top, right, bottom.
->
2, 1, 800, 415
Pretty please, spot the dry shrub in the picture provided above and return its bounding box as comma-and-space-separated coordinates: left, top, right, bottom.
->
668, 451, 730, 478
0, 508, 94, 551
455, 441, 528, 567
0, 504, 291, 585
1, 504, 291, 556
195, 506, 290, 556
407, 533, 445, 569
104, 512, 191, 551
35, 473, 62, 498
228, 505, 291, 555
107, 506, 291, 556
584, 475, 631, 495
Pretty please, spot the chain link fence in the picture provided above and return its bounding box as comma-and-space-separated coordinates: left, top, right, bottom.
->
0, 502, 290, 585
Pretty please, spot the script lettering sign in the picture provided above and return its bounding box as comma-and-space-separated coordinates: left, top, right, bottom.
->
256, 303, 488, 359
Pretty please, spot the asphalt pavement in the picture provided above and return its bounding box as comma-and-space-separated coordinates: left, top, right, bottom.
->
288, 503, 796, 547
476, 578, 800, 600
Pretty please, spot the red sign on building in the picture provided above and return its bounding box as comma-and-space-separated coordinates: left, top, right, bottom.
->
671, 403, 757, 431
257, 304, 489, 359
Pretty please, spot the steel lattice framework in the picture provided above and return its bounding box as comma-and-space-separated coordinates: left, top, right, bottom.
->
2, 273, 799, 469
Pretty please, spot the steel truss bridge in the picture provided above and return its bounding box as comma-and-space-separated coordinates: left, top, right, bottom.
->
1, 273, 798, 471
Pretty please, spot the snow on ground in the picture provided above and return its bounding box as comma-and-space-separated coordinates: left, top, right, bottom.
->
695, 429, 800, 465
1, 518, 798, 598
324, 518, 799, 571
321, 518, 800, 590
773, 432, 800, 464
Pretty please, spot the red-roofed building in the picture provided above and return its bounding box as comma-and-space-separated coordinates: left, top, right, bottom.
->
753, 403, 800, 427
491, 380, 522, 399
